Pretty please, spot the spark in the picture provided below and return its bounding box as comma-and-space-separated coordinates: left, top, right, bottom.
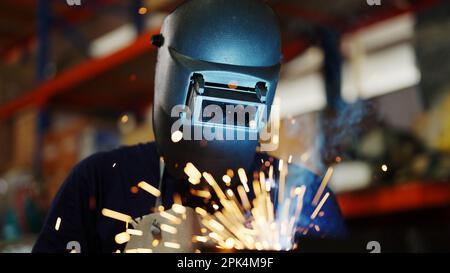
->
381, 164, 388, 172
126, 229, 143, 236
237, 168, 250, 192
190, 189, 211, 199
311, 192, 330, 220
278, 159, 284, 172
209, 219, 225, 232
164, 242, 181, 249
125, 248, 153, 253
120, 115, 129, 123
130, 186, 139, 194
172, 204, 186, 214
160, 224, 178, 234
160, 211, 182, 224
237, 185, 251, 211
55, 217, 62, 231
195, 161, 302, 250
171, 130, 183, 143
102, 208, 132, 223
226, 189, 234, 197
203, 172, 226, 200
312, 167, 333, 206
184, 163, 202, 185
222, 175, 231, 185
115, 232, 131, 244
112, 163, 117, 168
137, 248, 152, 253
126, 161, 334, 252
225, 238, 235, 249
192, 235, 208, 243
278, 160, 287, 206
137, 181, 161, 197
195, 207, 207, 216
138, 7, 148, 15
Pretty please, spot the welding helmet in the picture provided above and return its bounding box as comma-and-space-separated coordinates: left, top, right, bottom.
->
152, 0, 282, 178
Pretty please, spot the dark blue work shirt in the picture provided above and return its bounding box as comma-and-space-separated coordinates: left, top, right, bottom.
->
32, 142, 346, 253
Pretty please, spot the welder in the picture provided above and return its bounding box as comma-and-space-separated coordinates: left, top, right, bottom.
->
33, 0, 346, 253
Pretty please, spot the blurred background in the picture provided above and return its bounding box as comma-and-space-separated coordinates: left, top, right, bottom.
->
0, 0, 450, 252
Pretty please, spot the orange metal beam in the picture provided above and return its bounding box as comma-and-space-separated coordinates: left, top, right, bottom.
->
337, 182, 450, 219
0, 28, 159, 121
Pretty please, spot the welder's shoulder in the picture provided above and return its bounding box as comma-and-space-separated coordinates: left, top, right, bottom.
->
70, 142, 160, 186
